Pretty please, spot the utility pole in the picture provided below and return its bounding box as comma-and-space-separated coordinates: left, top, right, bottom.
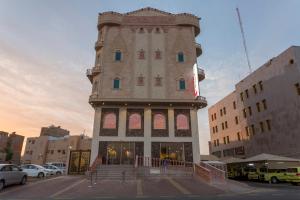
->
236, 7, 252, 73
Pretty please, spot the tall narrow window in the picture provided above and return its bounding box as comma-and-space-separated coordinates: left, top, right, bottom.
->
225, 121, 228, 129
227, 136, 230, 144
217, 139, 219, 146
248, 106, 252, 116
220, 109, 223, 116
253, 84, 257, 94
240, 92, 244, 101
214, 113, 217, 120
233, 101, 236, 109
245, 126, 249, 136
223, 107, 226, 115
222, 123, 224, 130
260, 121, 265, 133
295, 83, 300, 95
115, 50, 122, 61
113, 78, 120, 89
179, 79, 186, 90
214, 140, 216, 147
262, 99, 267, 110
243, 109, 247, 118
245, 89, 249, 98
212, 127, 215, 133
211, 115, 214, 121
259, 81, 263, 91
266, 120, 271, 131
178, 52, 184, 62
256, 102, 261, 112
138, 49, 145, 59
251, 124, 255, 135
237, 132, 241, 141
223, 137, 226, 144
235, 116, 239, 125
215, 126, 218, 133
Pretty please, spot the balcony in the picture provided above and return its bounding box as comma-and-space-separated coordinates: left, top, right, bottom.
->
86, 66, 102, 83
197, 67, 205, 81
196, 43, 202, 57
95, 40, 104, 51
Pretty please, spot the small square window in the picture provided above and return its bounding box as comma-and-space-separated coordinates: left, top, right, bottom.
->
137, 76, 144, 86
138, 49, 145, 60
155, 50, 161, 59
155, 76, 162, 86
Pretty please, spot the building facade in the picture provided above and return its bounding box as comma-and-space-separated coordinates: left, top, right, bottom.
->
0, 131, 24, 164
40, 125, 70, 137
23, 135, 91, 165
87, 7, 207, 165
209, 46, 300, 159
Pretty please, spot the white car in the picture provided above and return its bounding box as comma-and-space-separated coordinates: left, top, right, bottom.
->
43, 164, 64, 175
46, 162, 66, 172
21, 164, 51, 178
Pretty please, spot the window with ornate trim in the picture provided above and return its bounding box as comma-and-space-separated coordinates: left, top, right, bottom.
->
113, 78, 120, 89
128, 113, 142, 130
155, 75, 162, 86
176, 114, 189, 130
115, 50, 122, 61
138, 49, 145, 60
179, 79, 186, 90
139, 27, 145, 33
155, 49, 162, 59
137, 75, 144, 86
153, 114, 166, 130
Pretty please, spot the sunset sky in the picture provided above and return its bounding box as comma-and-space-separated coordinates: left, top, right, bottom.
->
1, 0, 300, 155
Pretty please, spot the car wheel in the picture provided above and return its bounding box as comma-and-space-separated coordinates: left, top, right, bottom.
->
56, 171, 62, 175
20, 176, 27, 185
0, 180, 4, 192
38, 172, 45, 178
271, 176, 278, 184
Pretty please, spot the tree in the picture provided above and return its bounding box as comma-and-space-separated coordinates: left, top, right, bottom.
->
5, 141, 13, 162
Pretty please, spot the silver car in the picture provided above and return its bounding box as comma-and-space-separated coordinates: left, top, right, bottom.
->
0, 164, 27, 191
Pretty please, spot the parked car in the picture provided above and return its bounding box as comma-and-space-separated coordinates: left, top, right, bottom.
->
46, 162, 66, 172
43, 164, 64, 175
285, 167, 300, 185
0, 164, 27, 191
21, 164, 50, 178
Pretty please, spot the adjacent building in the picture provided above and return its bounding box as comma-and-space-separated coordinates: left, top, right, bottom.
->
87, 7, 207, 165
40, 125, 70, 137
23, 126, 91, 165
209, 46, 300, 159
0, 131, 24, 164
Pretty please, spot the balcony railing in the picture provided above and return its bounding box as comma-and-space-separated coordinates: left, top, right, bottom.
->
197, 67, 205, 81
196, 43, 202, 57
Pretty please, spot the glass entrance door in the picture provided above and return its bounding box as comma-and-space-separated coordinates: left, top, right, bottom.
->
106, 142, 135, 165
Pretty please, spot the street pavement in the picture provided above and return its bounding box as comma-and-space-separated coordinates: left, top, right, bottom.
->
0, 175, 299, 200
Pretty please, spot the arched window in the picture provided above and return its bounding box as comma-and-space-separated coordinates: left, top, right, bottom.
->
115, 50, 122, 61
103, 113, 117, 129
113, 78, 120, 89
176, 114, 189, 130
178, 52, 184, 62
179, 79, 186, 90
153, 113, 166, 129
138, 49, 145, 60
129, 113, 142, 129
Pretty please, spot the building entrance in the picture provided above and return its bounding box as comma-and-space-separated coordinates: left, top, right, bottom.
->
99, 141, 144, 165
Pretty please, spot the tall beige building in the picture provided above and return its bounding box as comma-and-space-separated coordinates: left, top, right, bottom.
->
209, 46, 300, 159
0, 131, 24, 164
87, 7, 207, 165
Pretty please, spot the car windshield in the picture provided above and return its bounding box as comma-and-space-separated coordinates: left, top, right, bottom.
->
287, 168, 298, 173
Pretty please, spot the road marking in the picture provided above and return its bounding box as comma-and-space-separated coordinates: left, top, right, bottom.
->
136, 179, 143, 197
0, 176, 65, 196
164, 177, 191, 195
50, 179, 86, 198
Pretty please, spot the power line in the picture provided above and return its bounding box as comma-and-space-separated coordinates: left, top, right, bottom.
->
236, 7, 252, 73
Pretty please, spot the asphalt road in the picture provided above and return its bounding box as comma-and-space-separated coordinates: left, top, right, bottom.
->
0, 176, 299, 200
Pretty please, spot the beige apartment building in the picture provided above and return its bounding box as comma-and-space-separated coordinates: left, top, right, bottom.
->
87, 7, 207, 165
0, 131, 24, 164
23, 126, 91, 165
209, 46, 300, 159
